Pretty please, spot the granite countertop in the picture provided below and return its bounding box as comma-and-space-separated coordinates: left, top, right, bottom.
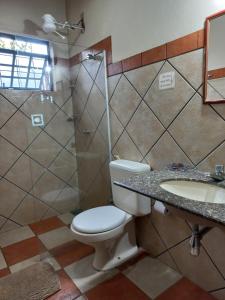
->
114, 170, 225, 226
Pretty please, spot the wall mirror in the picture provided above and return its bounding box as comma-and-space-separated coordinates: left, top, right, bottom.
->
204, 10, 225, 104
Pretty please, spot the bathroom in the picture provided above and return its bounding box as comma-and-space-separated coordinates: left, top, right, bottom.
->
0, 0, 225, 299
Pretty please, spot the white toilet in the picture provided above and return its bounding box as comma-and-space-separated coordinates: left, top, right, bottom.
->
71, 160, 151, 271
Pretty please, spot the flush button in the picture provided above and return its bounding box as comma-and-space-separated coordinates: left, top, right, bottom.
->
31, 114, 44, 127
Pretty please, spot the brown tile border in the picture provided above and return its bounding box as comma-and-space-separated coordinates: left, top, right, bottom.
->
166, 31, 199, 58
142, 44, 167, 66
107, 61, 123, 76
122, 53, 142, 72
69, 29, 205, 77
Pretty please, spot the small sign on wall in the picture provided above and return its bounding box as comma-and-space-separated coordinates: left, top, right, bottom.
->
159, 71, 175, 90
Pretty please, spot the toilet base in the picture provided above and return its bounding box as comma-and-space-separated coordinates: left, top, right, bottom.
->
92, 219, 138, 271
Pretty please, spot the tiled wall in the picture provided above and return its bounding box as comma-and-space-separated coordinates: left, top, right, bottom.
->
70, 53, 111, 211
0, 60, 79, 231
107, 48, 225, 298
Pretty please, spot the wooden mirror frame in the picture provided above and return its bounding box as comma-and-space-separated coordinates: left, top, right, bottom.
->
204, 9, 225, 104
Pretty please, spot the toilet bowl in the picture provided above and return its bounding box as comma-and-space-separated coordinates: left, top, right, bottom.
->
71, 160, 151, 271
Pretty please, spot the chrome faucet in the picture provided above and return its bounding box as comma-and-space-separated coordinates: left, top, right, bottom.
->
210, 165, 225, 181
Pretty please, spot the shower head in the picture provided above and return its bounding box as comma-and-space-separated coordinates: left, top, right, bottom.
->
42, 13, 85, 39
42, 14, 57, 33
86, 53, 103, 61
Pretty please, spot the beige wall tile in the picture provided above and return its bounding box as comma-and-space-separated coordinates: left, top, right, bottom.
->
110, 75, 141, 127
168, 49, 203, 90
86, 84, 105, 127
169, 93, 225, 164
95, 59, 106, 97
136, 216, 167, 256
170, 239, 225, 291
0, 137, 22, 176
197, 141, 225, 172
82, 58, 101, 80
112, 130, 143, 162
202, 227, 225, 278
144, 62, 195, 127
26, 131, 62, 167
124, 61, 164, 97
52, 186, 79, 213
49, 149, 77, 182
126, 101, 165, 156
45, 110, 75, 146
10, 194, 49, 225
108, 74, 121, 100
0, 178, 26, 218
0, 110, 39, 151
150, 209, 191, 248
0, 94, 17, 127
146, 132, 193, 170
31, 171, 65, 206
211, 289, 225, 300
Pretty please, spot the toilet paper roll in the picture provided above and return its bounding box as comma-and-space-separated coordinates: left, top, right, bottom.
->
153, 201, 169, 215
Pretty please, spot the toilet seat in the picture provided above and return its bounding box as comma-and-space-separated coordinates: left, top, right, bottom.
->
72, 205, 126, 234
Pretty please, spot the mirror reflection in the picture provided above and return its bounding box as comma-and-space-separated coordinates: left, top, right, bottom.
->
205, 12, 225, 103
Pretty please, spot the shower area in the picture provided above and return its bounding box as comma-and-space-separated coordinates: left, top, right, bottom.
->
0, 43, 112, 234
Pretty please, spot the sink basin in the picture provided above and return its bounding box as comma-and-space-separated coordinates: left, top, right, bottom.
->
160, 180, 225, 204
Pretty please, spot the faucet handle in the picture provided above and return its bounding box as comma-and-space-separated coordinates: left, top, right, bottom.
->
215, 165, 224, 175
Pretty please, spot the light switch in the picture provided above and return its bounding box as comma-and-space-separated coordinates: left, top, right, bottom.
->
31, 114, 44, 127
159, 71, 175, 90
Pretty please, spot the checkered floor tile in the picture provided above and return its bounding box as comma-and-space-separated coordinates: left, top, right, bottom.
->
0, 215, 216, 300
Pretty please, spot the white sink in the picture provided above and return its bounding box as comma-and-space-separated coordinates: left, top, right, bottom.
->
160, 180, 225, 204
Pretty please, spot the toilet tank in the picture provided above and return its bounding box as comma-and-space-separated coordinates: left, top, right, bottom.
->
109, 160, 151, 216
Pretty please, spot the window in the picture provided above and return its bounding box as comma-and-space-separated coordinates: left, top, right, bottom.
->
0, 33, 53, 90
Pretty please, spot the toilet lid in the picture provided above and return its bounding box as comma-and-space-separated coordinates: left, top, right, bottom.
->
72, 206, 126, 234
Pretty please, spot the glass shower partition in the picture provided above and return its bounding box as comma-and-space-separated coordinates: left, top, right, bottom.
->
71, 51, 112, 211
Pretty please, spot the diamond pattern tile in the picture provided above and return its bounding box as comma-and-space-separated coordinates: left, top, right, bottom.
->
86, 84, 106, 127
5, 154, 43, 192
144, 62, 195, 127
10, 194, 49, 225
49, 149, 77, 182
0, 110, 41, 151
170, 239, 225, 291
145, 132, 193, 170
168, 49, 203, 90
169, 93, 225, 164
31, 171, 66, 206
126, 101, 165, 156
111, 75, 142, 126
95, 59, 106, 96
0, 94, 17, 128
52, 185, 79, 213
124, 61, 164, 97
82, 58, 101, 80
113, 130, 143, 162
0, 90, 32, 108
20, 93, 59, 125
108, 74, 122, 99
0, 136, 22, 176
0, 178, 26, 218
45, 109, 74, 146
26, 131, 62, 168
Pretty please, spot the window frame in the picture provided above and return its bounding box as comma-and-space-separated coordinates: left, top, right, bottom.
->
0, 32, 53, 91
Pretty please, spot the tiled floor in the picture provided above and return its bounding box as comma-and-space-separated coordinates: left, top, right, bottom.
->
0, 214, 217, 300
